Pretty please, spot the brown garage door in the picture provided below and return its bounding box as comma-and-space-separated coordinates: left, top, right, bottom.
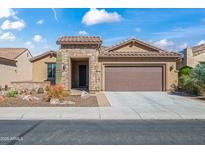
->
105, 66, 163, 91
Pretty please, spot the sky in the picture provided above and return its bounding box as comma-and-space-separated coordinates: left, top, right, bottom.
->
0, 8, 205, 56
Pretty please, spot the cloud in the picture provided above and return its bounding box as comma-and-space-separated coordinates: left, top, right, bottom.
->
154, 39, 175, 49
24, 41, 34, 49
78, 30, 88, 35
153, 25, 205, 39
1, 19, 25, 31
33, 35, 43, 43
0, 8, 15, 19
134, 27, 141, 32
197, 40, 205, 46
82, 8, 122, 26
177, 43, 188, 50
36, 19, 44, 25
0, 32, 15, 41
52, 8, 58, 22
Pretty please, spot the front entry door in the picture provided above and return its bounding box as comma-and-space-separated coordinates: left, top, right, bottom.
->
79, 65, 87, 87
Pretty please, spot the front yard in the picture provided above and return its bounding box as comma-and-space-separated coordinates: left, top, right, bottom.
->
0, 85, 99, 107
0, 94, 98, 107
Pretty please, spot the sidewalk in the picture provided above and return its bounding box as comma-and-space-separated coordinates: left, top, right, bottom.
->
0, 106, 205, 120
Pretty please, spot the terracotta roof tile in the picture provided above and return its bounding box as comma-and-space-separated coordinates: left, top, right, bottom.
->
99, 51, 180, 58
56, 36, 102, 45
0, 48, 28, 60
30, 50, 56, 62
192, 43, 205, 56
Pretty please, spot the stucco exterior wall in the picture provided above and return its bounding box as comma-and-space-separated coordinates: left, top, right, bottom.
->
32, 56, 56, 82
113, 43, 158, 53
183, 48, 205, 68
0, 61, 17, 86
0, 50, 32, 87
193, 52, 205, 67
15, 50, 32, 82
98, 57, 178, 91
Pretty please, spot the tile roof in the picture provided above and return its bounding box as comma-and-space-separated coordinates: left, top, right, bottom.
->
192, 43, 205, 56
99, 38, 180, 58
30, 50, 56, 62
99, 51, 180, 58
0, 48, 28, 61
56, 36, 102, 45
104, 38, 167, 53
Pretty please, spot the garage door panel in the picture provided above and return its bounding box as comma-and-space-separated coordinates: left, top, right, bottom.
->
105, 66, 163, 91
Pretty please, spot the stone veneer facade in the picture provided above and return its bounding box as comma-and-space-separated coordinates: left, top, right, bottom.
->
60, 44, 101, 93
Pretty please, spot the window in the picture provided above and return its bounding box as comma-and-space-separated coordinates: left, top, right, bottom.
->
47, 63, 56, 84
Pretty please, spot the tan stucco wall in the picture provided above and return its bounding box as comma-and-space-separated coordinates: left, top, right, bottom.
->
32, 56, 56, 82
184, 48, 205, 68
0, 50, 32, 87
193, 52, 205, 67
98, 57, 178, 91
0, 61, 17, 86
113, 43, 158, 53
16, 51, 32, 81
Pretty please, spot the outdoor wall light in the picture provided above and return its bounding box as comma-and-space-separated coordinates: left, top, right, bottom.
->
170, 65, 174, 71
63, 64, 66, 71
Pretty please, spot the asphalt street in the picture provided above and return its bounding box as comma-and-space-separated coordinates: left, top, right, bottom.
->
1, 120, 205, 145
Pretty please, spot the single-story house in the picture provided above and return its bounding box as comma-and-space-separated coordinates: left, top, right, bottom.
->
0, 48, 32, 87
183, 43, 205, 68
56, 36, 180, 93
30, 51, 56, 85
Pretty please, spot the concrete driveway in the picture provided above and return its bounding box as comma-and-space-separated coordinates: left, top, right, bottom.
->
104, 92, 205, 119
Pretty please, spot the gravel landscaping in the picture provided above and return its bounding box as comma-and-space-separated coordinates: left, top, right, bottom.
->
0, 94, 98, 107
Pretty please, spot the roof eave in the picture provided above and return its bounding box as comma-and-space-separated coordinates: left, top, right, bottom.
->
56, 41, 102, 45
98, 55, 180, 58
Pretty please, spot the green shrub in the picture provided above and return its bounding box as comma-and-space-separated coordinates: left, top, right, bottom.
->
6, 90, 18, 97
37, 87, 44, 94
178, 66, 193, 77
179, 64, 205, 95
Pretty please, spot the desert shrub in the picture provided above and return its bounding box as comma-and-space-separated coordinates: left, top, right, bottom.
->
179, 64, 205, 95
37, 87, 44, 94
178, 66, 193, 77
62, 91, 70, 97
44, 85, 64, 102
6, 90, 18, 97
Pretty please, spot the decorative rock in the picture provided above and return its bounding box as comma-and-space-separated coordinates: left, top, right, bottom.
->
81, 91, 89, 98
61, 100, 75, 105
50, 98, 60, 104
0, 96, 5, 103
33, 96, 40, 101
22, 95, 33, 101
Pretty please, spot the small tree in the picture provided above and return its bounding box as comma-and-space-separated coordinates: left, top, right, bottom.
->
178, 66, 192, 77
179, 64, 205, 95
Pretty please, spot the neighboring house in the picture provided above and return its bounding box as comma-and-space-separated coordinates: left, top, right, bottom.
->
30, 51, 56, 85
57, 36, 180, 92
183, 43, 205, 68
0, 48, 32, 87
